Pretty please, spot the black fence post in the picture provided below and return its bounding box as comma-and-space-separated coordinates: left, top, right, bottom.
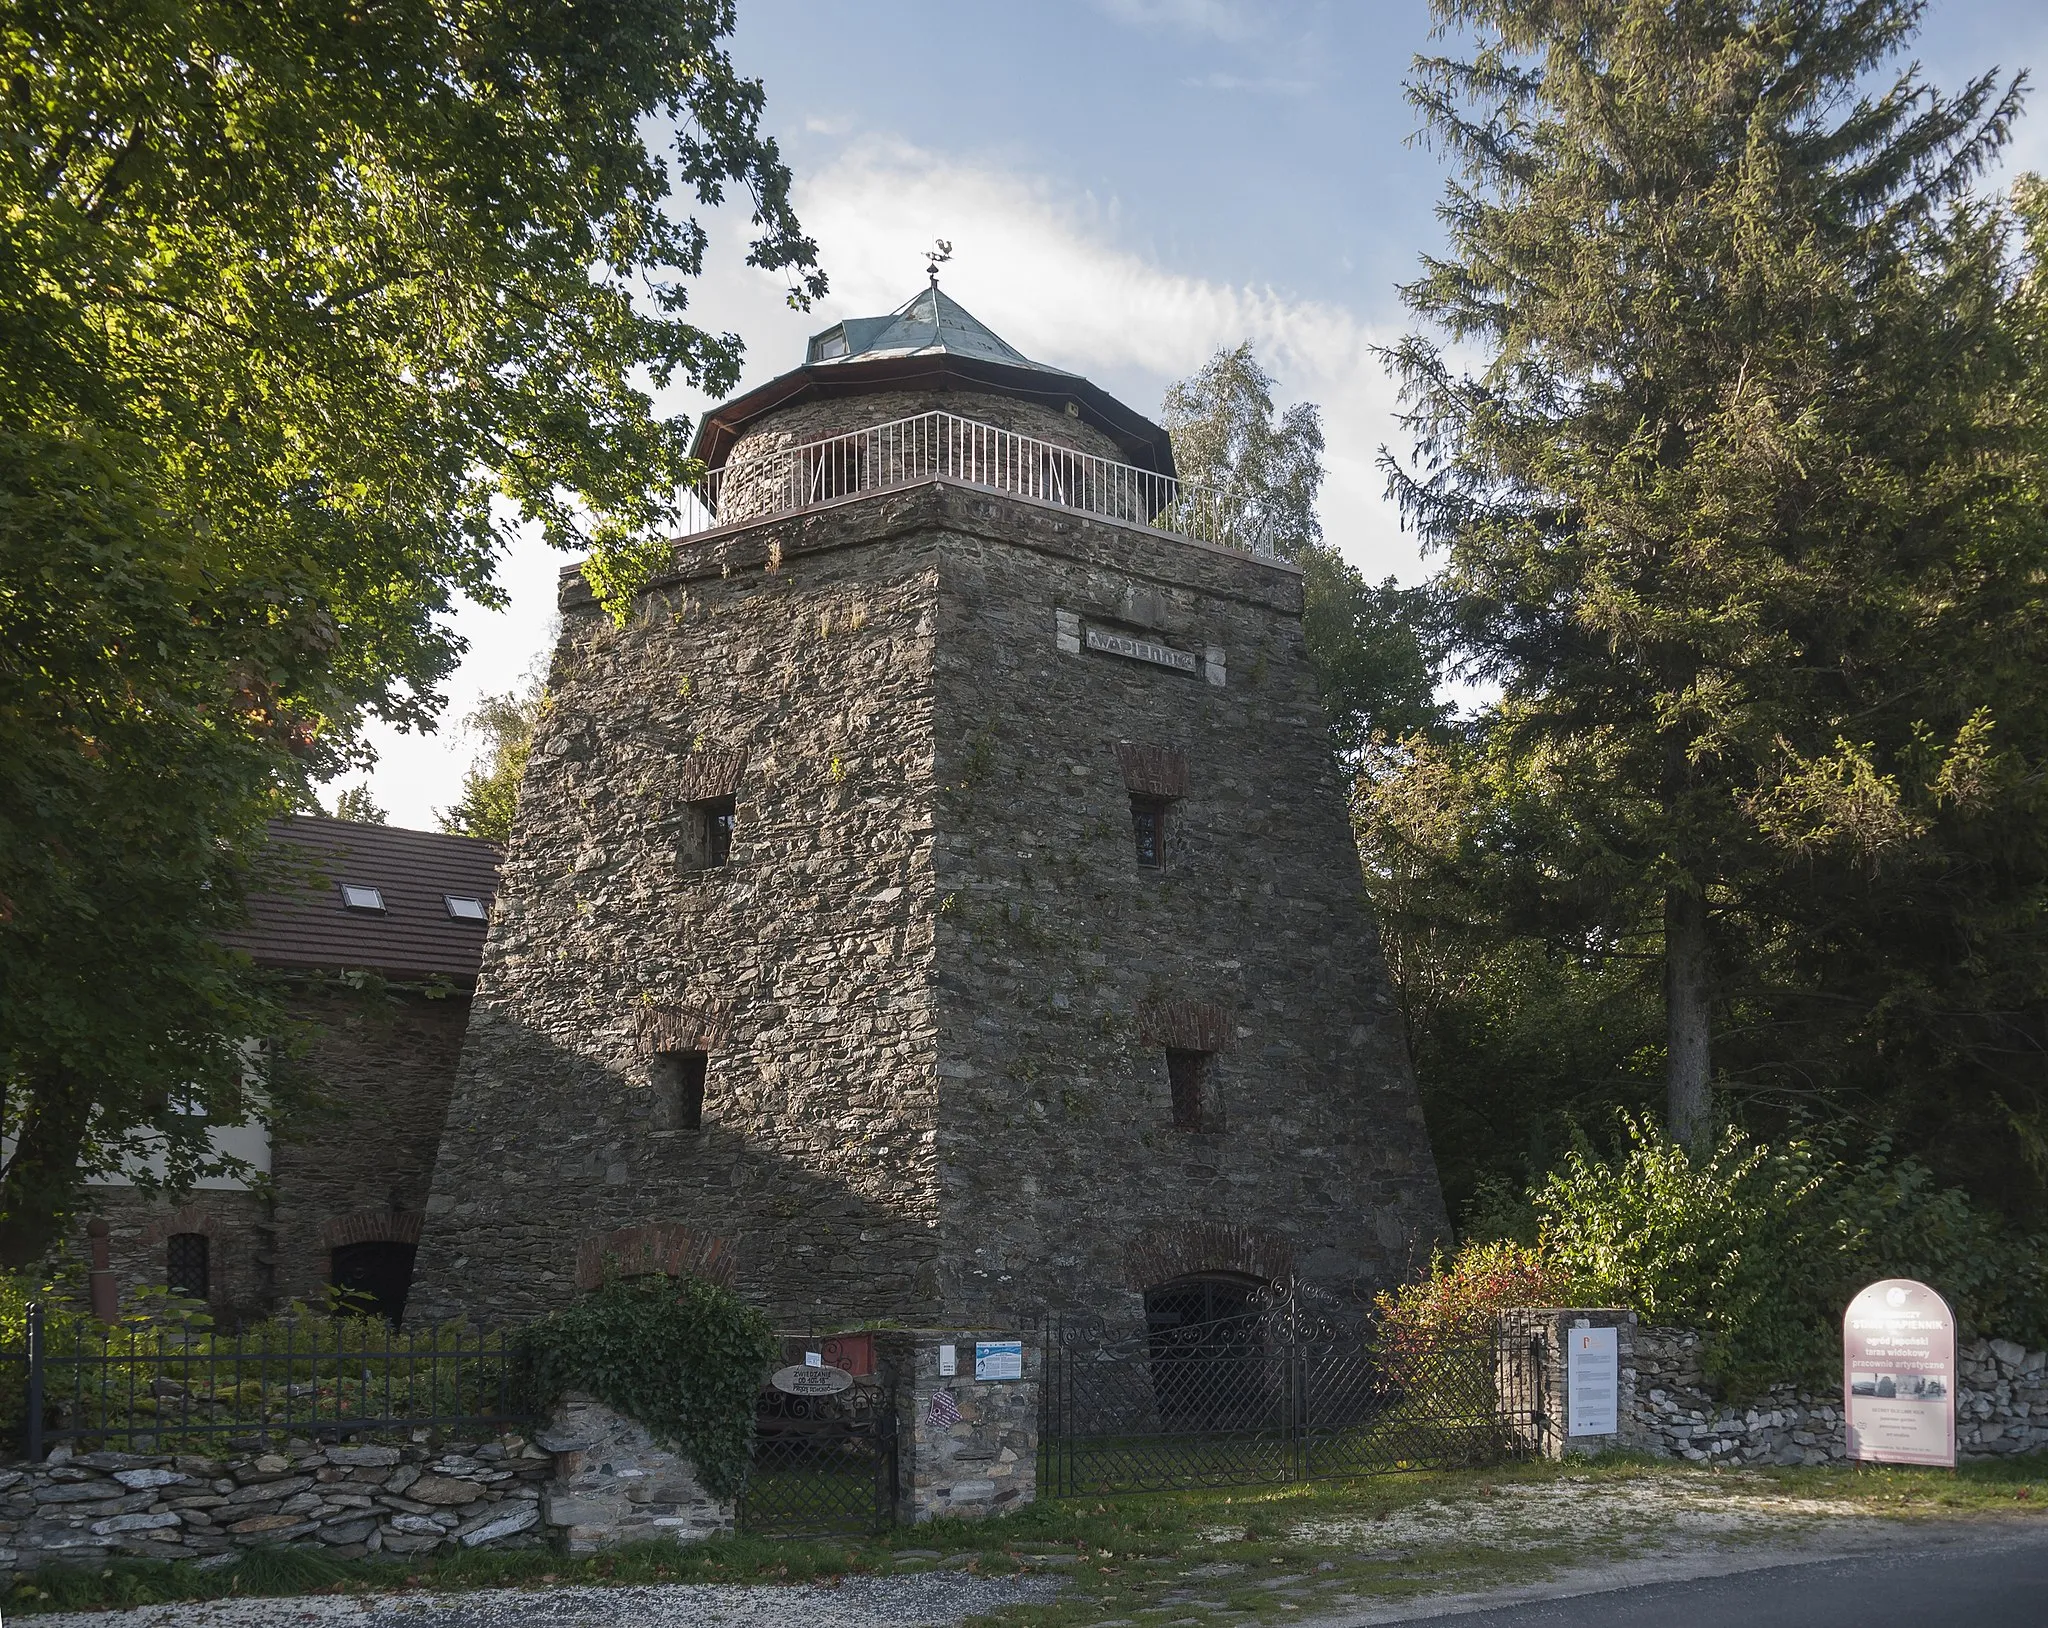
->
25, 1300, 45, 1462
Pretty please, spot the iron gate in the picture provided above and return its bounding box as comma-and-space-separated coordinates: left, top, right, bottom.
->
738, 1361, 897, 1536
1040, 1297, 1540, 1497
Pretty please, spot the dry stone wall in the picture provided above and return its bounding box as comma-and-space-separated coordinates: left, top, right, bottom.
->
537, 1393, 733, 1551
0, 1434, 548, 1576
412, 465, 1448, 1333
1628, 1325, 2048, 1464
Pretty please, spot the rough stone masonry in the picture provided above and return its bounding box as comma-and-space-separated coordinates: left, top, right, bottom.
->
410, 302, 1448, 1336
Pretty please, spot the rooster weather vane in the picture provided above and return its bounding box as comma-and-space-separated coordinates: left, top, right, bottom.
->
926, 238, 953, 287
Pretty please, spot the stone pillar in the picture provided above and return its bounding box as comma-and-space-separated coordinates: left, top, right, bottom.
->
892, 1329, 1037, 1523
1496, 1307, 1637, 1460
537, 1393, 734, 1552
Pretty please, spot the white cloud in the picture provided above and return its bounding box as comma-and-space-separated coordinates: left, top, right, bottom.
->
1093, 0, 1265, 42
1183, 72, 1313, 94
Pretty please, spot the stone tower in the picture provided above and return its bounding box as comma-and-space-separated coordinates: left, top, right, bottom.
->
409, 286, 1448, 1333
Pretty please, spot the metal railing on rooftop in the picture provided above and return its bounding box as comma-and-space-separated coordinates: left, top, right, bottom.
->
681, 410, 1281, 558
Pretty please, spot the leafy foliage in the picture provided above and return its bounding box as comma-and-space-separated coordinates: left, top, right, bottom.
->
1393, 1115, 2048, 1395
439, 679, 547, 846
1378, 0, 2048, 1190
0, 1, 820, 1263
331, 787, 387, 826
1354, 730, 1666, 1222
518, 1275, 777, 1501
1162, 344, 1443, 756
1533, 1118, 2048, 1393
1371, 1240, 1577, 1357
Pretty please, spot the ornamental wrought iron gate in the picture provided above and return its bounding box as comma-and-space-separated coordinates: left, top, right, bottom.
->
1040, 1291, 1540, 1497
738, 1342, 898, 1537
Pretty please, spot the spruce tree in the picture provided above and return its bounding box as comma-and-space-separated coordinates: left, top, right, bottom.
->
1388, 0, 2048, 1156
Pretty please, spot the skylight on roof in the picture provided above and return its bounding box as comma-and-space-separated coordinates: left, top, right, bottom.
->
445, 895, 488, 922
340, 884, 385, 912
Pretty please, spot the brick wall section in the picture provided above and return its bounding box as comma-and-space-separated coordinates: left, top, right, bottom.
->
270, 984, 472, 1306
77, 1192, 275, 1328
410, 403, 1448, 1330
75, 984, 470, 1324
925, 490, 1447, 1325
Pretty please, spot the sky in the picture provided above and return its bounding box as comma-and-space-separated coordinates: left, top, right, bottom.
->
350, 0, 2048, 830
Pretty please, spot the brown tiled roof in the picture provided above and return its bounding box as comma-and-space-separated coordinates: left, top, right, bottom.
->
218, 816, 501, 983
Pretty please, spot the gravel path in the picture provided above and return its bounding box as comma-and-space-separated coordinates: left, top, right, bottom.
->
30, 1571, 1067, 1628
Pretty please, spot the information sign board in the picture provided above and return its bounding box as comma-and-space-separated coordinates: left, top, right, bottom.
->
1566, 1325, 1619, 1436
974, 1340, 1023, 1381
1844, 1278, 1956, 1467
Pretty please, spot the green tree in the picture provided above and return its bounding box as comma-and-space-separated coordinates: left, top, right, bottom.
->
1163, 344, 1444, 754
331, 787, 388, 826
1385, 0, 2048, 1180
0, 0, 821, 1264
440, 680, 547, 847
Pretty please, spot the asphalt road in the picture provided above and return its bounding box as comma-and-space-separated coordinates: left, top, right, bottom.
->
1376, 1524, 2048, 1627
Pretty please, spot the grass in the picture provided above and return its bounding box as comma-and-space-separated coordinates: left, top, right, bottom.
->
10, 1453, 2048, 1619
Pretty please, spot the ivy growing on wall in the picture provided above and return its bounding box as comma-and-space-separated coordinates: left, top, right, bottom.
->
517, 1275, 776, 1500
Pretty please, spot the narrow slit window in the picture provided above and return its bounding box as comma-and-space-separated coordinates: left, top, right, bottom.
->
1130, 796, 1169, 869
653, 1049, 709, 1131
686, 796, 737, 870
704, 797, 736, 867
166, 1233, 210, 1301
1166, 1048, 1216, 1131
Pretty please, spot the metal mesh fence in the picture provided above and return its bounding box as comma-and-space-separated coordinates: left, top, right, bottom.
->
3, 1302, 530, 1457
1041, 1304, 1540, 1497
738, 1372, 896, 1537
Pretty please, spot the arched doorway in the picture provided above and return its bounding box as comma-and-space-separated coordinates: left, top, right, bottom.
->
1142, 1272, 1270, 1430
330, 1241, 417, 1326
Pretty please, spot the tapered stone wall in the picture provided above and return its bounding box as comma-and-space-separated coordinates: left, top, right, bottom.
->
410, 392, 1447, 1331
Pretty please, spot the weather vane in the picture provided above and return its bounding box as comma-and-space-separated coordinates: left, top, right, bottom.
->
926, 238, 953, 287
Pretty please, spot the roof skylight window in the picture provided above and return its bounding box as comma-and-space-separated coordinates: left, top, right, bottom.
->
339, 884, 386, 912
444, 895, 488, 922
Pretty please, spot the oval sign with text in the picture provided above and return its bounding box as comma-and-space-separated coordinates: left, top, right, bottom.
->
1843, 1277, 1956, 1467
772, 1363, 854, 1397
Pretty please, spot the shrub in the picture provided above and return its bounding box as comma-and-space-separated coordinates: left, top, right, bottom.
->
516, 1274, 776, 1501
1372, 1239, 1581, 1356
1535, 1116, 2048, 1394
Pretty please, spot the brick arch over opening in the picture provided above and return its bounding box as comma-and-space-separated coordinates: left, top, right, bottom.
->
573, 1223, 739, 1292
1136, 1000, 1233, 1054
317, 1210, 424, 1251
1123, 1223, 1294, 1292
633, 1003, 731, 1056
138, 1204, 223, 1249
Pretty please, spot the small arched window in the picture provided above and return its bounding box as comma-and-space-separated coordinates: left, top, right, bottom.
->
166, 1233, 210, 1302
